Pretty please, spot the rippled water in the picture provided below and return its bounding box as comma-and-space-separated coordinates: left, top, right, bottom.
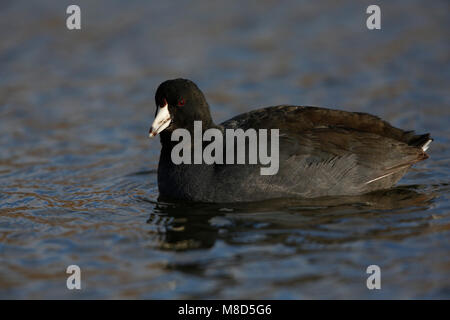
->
0, 0, 449, 299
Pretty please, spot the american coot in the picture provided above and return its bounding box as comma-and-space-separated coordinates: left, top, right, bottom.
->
149, 78, 432, 203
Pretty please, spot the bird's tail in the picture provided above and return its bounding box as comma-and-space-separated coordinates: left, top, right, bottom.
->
407, 133, 433, 152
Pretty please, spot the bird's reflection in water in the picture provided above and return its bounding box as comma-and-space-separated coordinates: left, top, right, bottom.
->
147, 186, 435, 251
148, 201, 221, 250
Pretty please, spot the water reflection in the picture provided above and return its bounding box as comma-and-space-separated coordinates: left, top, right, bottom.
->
0, 0, 448, 299
150, 201, 221, 250
149, 186, 435, 251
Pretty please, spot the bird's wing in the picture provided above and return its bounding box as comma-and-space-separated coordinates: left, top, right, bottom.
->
221, 105, 430, 148
217, 106, 428, 197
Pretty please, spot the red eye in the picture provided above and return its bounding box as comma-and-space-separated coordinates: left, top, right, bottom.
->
177, 97, 185, 107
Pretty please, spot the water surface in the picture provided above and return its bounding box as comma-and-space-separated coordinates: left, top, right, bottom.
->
0, 0, 449, 298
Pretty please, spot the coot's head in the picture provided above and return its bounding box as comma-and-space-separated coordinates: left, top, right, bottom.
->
149, 78, 214, 137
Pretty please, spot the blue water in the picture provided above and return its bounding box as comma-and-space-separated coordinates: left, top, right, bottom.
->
0, 0, 449, 298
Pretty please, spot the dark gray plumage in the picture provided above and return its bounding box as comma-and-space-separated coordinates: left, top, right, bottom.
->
150, 78, 432, 203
